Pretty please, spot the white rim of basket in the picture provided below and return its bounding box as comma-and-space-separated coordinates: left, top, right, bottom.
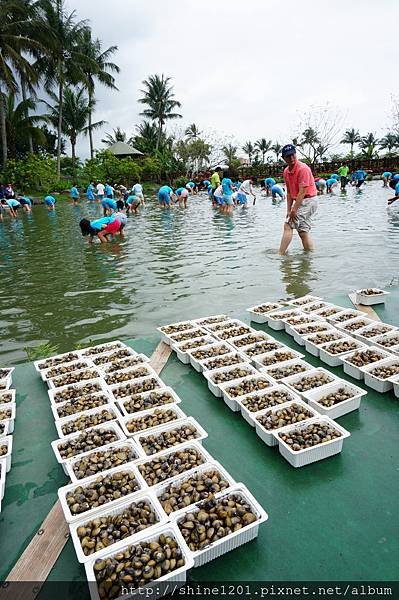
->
34, 351, 82, 372
236, 384, 302, 415
89, 346, 139, 366
317, 337, 367, 357
186, 341, 233, 362
287, 295, 323, 306
281, 367, 338, 389
261, 359, 314, 382
100, 354, 150, 374
272, 415, 350, 452
116, 387, 182, 418
108, 374, 164, 403
337, 316, 375, 334
133, 418, 208, 458
329, 309, 365, 323
304, 380, 367, 409
354, 288, 390, 298
101, 364, 157, 387
54, 404, 120, 438
168, 327, 210, 345
254, 398, 321, 435
212, 325, 255, 342
48, 378, 110, 405
41, 358, 94, 382
199, 350, 250, 371
360, 357, 399, 380
158, 320, 197, 335
118, 404, 187, 438
246, 302, 283, 315
205, 319, 245, 333
171, 336, 216, 356
300, 301, 332, 314
340, 346, 394, 370
252, 347, 305, 369
218, 373, 275, 400
193, 314, 229, 326
203, 362, 258, 383
65, 438, 143, 483
47, 367, 103, 390
78, 340, 127, 358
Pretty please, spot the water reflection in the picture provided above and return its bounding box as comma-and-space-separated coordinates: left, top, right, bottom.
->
279, 252, 315, 298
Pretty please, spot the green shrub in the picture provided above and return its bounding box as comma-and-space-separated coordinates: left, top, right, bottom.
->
172, 176, 187, 189
140, 157, 162, 181
82, 151, 142, 186
3, 154, 57, 192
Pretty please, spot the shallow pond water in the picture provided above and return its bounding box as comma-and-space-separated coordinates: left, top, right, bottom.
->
1, 181, 398, 363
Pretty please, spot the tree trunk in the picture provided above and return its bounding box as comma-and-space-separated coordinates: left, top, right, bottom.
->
71, 138, 76, 174
88, 89, 94, 159
156, 121, 163, 151
56, 69, 64, 180
20, 75, 34, 154
0, 91, 7, 170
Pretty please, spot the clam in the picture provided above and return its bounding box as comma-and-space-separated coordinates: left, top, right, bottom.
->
161, 323, 193, 335
218, 326, 251, 340
324, 340, 358, 355
66, 471, 140, 514
139, 424, 200, 456
105, 367, 150, 386
158, 469, 230, 514
261, 351, 295, 366
112, 379, 160, 399
347, 349, 385, 367
138, 448, 205, 486
0, 409, 11, 420
61, 409, 116, 436
170, 330, 203, 342
38, 352, 79, 370
204, 354, 243, 370
291, 372, 333, 392
279, 422, 342, 449
191, 345, 230, 360
210, 367, 251, 384
0, 444, 8, 456
122, 390, 174, 414
267, 363, 307, 380
51, 369, 99, 388
46, 361, 88, 379
359, 288, 384, 296
72, 445, 138, 480
53, 382, 102, 404
317, 388, 354, 407
360, 326, 392, 339
126, 408, 179, 434
242, 389, 291, 412
253, 303, 280, 314
370, 364, 399, 379
245, 341, 280, 355
226, 377, 271, 397
56, 394, 110, 418
92, 349, 134, 365
257, 403, 313, 430
57, 427, 119, 459
82, 343, 123, 356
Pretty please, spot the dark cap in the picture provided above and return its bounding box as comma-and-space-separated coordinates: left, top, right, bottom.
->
281, 144, 296, 158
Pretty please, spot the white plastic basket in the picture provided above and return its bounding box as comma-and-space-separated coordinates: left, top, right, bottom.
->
65, 439, 142, 484
283, 367, 339, 400
335, 316, 374, 335
51, 392, 113, 421
135, 441, 215, 488
372, 332, 399, 353
133, 417, 208, 457
291, 322, 336, 346
0, 402, 16, 434
318, 337, 367, 368
329, 309, 365, 324
266, 308, 305, 331
205, 319, 244, 333
90, 347, 139, 367
0, 367, 14, 381
51, 421, 127, 474
287, 295, 323, 307
48, 378, 110, 405
58, 462, 148, 523
341, 346, 393, 381
99, 354, 149, 374
304, 330, 346, 357
252, 347, 304, 371
236, 385, 302, 426
312, 305, 347, 321
241, 340, 286, 362
40, 358, 94, 382
173, 483, 268, 568
0, 419, 11, 438
168, 327, 210, 347
284, 314, 323, 336
0, 456, 6, 503
118, 404, 187, 438
34, 351, 81, 373
79, 340, 128, 358
153, 460, 236, 518
274, 416, 350, 467
157, 321, 197, 345
213, 324, 254, 342
354, 322, 398, 345
54, 404, 120, 439
203, 363, 257, 398
0, 435, 13, 472
361, 358, 399, 393
84, 523, 194, 600
0, 376, 12, 391
390, 373, 399, 399
199, 350, 250, 373
261, 359, 314, 383
354, 288, 390, 305
300, 301, 331, 314
103, 364, 157, 388
219, 374, 275, 412
48, 367, 103, 390
116, 387, 182, 418
193, 314, 229, 327
187, 342, 232, 373
305, 380, 367, 419
0, 389, 16, 404
172, 335, 215, 365
108, 374, 164, 403
246, 303, 283, 323
70, 489, 168, 563
254, 398, 320, 446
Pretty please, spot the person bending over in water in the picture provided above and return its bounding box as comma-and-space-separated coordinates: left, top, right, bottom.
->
185, 181, 197, 195
79, 216, 121, 243
175, 187, 189, 208
382, 171, 392, 187
132, 182, 145, 206
387, 179, 399, 205
263, 177, 276, 196
279, 144, 318, 255
5, 197, 20, 217
102, 197, 117, 216
70, 184, 80, 205
326, 177, 338, 193
44, 195, 56, 210
126, 194, 141, 214
18, 195, 32, 213
158, 185, 175, 208
315, 178, 326, 195
237, 177, 256, 207
353, 169, 367, 189
271, 184, 285, 201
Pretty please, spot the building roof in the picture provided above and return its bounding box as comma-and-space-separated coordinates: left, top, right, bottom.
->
107, 141, 143, 156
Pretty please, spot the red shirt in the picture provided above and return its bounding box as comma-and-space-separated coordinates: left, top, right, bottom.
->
283, 160, 317, 199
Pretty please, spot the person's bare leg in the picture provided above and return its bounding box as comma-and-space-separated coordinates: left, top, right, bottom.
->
299, 231, 314, 251
97, 231, 108, 243
279, 223, 294, 255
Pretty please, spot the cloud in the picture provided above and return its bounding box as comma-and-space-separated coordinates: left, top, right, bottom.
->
70, 0, 398, 158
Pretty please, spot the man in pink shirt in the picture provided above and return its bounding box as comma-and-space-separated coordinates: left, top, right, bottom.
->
278, 144, 318, 255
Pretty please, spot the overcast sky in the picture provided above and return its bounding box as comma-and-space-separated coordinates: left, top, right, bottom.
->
70, 0, 398, 159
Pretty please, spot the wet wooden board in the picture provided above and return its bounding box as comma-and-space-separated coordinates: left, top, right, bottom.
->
2, 340, 172, 594
348, 293, 381, 321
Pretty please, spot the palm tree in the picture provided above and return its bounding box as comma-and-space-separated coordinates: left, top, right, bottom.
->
185, 123, 201, 140
44, 87, 105, 168
242, 141, 254, 165
255, 138, 272, 163
271, 142, 282, 163
341, 128, 361, 157
101, 126, 129, 146
36, 0, 93, 179
138, 74, 182, 151
5, 93, 46, 158
222, 144, 238, 164
133, 121, 159, 154
359, 132, 379, 159
379, 133, 398, 155
0, 0, 40, 168
78, 27, 119, 158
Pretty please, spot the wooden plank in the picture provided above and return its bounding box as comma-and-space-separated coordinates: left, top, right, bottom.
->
348, 293, 381, 321
3, 340, 172, 591
3, 500, 69, 596
149, 340, 173, 374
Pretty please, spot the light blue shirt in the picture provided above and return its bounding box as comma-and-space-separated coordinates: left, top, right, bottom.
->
102, 198, 117, 210
356, 170, 366, 181
159, 186, 173, 194
175, 187, 185, 196
395, 182, 399, 196
186, 182, 195, 188
90, 216, 115, 231
326, 178, 337, 186
264, 178, 276, 187
86, 185, 95, 199
392, 174, 399, 181
70, 186, 79, 198
330, 174, 339, 180
126, 195, 138, 204
6, 199, 20, 208
19, 196, 32, 206
202, 180, 210, 187
383, 172, 392, 178
44, 195, 56, 204
222, 178, 233, 196
104, 184, 113, 197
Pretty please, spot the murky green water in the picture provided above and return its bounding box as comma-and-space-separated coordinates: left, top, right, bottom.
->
1, 182, 398, 364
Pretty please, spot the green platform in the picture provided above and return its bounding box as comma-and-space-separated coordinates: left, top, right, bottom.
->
1, 293, 398, 596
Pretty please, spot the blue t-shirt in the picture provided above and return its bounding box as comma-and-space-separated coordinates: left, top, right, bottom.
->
383, 172, 392, 178
271, 184, 284, 197
330, 174, 339, 180
70, 186, 79, 198
222, 178, 233, 196
6, 199, 20, 207
102, 198, 117, 210
202, 180, 210, 186
19, 196, 32, 205
392, 174, 399, 181
326, 178, 337, 186
90, 216, 115, 231
44, 195, 56, 204
207, 184, 213, 195
186, 182, 195, 188
159, 186, 173, 195
104, 184, 113, 197
356, 170, 366, 181
395, 182, 399, 196
175, 187, 185, 196
264, 177, 276, 187
126, 195, 138, 204
86, 185, 95, 198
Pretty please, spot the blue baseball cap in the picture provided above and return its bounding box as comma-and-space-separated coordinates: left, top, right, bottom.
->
281, 144, 296, 158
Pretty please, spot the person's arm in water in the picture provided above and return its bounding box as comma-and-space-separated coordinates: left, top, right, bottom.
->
289, 184, 307, 220
285, 186, 293, 219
